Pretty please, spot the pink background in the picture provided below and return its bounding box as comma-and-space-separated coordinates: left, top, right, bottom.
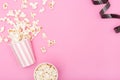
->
0, 0, 120, 80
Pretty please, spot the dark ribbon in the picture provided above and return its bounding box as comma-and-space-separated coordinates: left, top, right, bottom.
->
92, 0, 120, 33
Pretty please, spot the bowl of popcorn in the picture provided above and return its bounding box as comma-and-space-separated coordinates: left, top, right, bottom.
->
34, 63, 58, 80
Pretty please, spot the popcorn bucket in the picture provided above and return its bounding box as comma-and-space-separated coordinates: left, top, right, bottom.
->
10, 39, 35, 67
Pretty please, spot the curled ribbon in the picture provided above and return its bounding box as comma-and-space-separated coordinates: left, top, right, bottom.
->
92, 0, 120, 33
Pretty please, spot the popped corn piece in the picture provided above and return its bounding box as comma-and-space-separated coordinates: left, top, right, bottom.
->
42, 32, 47, 39
17, 27, 23, 33
3, 3, 8, 9
7, 19, 15, 25
30, 27, 35, 33
35, 26, 41, 32
31, 12, 36, 18
0, 18, 4, 21
9, 21, 14, 25
19, 12, 26, 17
21, 3, 27, 9
2, 17, 7, 22
18, 34, 23, 41
0, 17, 7, 22
14, 10, 21, 17
41, 47, 47, 53
48, 40, 56, 47
7, 10, 14, 16
32, 20, 39, 26
24, 18, 29, 23
49, 0, 55, 9
4, 37, 9, 42
0, 36, 3, 43
30, 2, 38, 9
8, 29, 16, 33
26, 23, 31, 27
14, 17, 19, 22
23, 34, 32, 40
34, 31, 39, 37
0, 26, 5, 33
39, 7, 45, 13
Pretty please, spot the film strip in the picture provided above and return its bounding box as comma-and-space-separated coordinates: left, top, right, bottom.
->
92, 0, 120, 33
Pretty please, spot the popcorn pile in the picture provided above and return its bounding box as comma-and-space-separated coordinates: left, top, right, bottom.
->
0, 0, 56, 53
1, 10, 41, 43
34, 63, 58, 80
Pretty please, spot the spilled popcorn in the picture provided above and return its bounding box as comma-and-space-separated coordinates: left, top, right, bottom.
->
0, 0, 56, 53
34, 63, 58, 80
41, 47, 47, 53
3, 9, 42, 43
48, 40, 56, 47
0, 0, 57, 68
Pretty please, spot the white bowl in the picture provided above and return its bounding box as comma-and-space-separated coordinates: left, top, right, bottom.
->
34, 62, 58, 80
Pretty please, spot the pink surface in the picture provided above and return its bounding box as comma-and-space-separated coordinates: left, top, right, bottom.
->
0, 0, 120, 80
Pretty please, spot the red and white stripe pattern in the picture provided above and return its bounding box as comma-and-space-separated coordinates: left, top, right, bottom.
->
11, 39, 35, 67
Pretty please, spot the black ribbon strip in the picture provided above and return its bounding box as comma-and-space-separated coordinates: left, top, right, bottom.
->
92, 0, 120, 33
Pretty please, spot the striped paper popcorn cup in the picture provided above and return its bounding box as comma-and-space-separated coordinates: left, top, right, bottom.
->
10, 39, 35, 67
